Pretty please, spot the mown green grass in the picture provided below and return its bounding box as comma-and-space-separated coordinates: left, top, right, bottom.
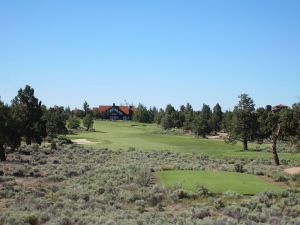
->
67, 120, 300, 160
156, 170, 284, 195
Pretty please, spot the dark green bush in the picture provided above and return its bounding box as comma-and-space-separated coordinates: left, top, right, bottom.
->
174, 189, 189, 199
136, 168, 151, 186
25, 214, 39, 225
51, 140, 57, 150
291, 173, 300, 182
234, 163, 244, 173
191, 205, 210, 219
224, 205, 249, 220
148, 193, 164, 206
196, 185, 210, 197
214, 198, 225, 209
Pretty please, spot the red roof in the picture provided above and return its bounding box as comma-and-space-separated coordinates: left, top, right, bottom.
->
99, 105, 112, 112
119, 106, 130, 115
93, 105, 134, 116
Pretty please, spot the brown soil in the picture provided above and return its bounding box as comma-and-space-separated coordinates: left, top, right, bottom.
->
15, 177, 45, 192
284, 167, 300, 175
147, 173, 159, 187
165, 203, 189, 215
0, 199, 13, 212
259, 175, 287, 188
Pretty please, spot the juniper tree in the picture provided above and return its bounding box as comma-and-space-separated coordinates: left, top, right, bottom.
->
0, 100, 20, 161
68, 116, 81, 129
192, 104, 212, 137
132, 103, 150, 123
229, 94, 257, 151
83, 101, 90, 116
211, 103, 223, 132
256, 105, 299, 165
183, 103, 194, 131
221, 110, 233, 132
11, 85, 46, 145
83, 113, 94, 131
272, 107, 298, 165
43, 106, 68, 138
161, 104, 180, 129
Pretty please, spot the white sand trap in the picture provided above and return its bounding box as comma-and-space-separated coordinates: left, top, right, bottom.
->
72, 139, 100, 145
207, 133, 228, 140
207, 135, 222, 140
284, 167, 300, 175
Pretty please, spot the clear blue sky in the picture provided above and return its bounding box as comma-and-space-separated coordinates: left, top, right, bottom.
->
0, 0, 299, 110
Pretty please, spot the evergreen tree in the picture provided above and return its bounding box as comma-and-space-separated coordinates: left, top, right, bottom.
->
211, 103, 223, 132
161, 114, 174, 129
0, 100, 21, 161
150, 106, 158, 123
271, 108, 298, 165
132, 103, 150, 123
67, 116, 81, 129
178, 105, 186, 128
83, 101, 90, 115
72, 109, 85, 118
252, 105, 299, 165
183, 103, 194, 131
161, 104, 180, 129
292, 103, 300, 146
256, 107, 272, 144
221, 110, 233, 132
43, 106, 68, 138
154, 108, 164, 125
64, 106, 72, 119
11, 85, 46, 144
192, 104, 212, 137
192, 112, 202, 136
229, 94, 257, 151
83, 113, 94, 131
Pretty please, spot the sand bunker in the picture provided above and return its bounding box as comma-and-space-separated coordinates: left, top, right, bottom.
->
207, 133, 228, 140
72, 139, 100, 145
284, 167, 300, 175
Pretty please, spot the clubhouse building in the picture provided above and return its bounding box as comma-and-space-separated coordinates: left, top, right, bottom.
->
93, 104, 134, 120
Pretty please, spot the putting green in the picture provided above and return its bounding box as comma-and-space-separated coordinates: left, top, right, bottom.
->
156, 170, 284, 195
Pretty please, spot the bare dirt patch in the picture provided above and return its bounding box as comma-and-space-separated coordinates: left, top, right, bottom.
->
0, 199, 13, 212
144, 203, 189, 215
72, 139, 100, 145
165, 203, 189, 215
15, 177, 45, 192
259, 176, 287, 188
284, 167, 300, 175
147, 173, 159, 187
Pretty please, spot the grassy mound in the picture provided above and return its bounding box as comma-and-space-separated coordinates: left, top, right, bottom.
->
156, 170, 284, 195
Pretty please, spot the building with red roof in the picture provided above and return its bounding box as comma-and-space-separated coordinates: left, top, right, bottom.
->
93, 103, 134, 120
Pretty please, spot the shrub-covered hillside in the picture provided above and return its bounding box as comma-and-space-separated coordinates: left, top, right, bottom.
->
1, 143, 300, 225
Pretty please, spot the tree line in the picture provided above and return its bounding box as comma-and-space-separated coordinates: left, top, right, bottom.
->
133, 94, 300, 165
1, 85, 299, 165
0, 85, 94, 161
